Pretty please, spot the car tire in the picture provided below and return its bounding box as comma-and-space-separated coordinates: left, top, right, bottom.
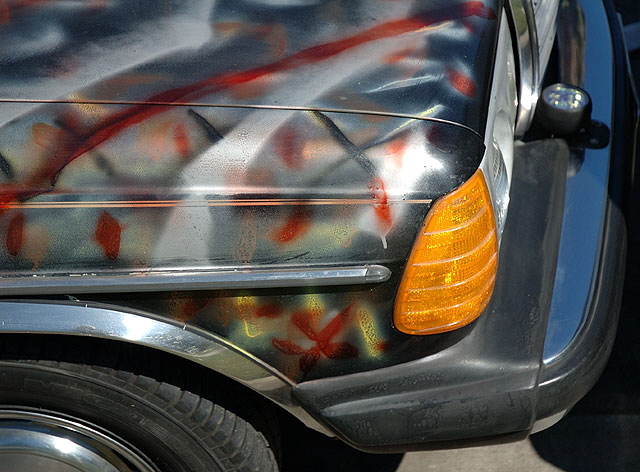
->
0, 344, 279, 472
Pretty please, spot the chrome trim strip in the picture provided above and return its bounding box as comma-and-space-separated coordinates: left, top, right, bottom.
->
0, 265, 391, 296
508, 0, 540, 137
0, 300, 332, 435
543, 0, 614, 362
0, 99, 484, 139
557, 0, 586, 87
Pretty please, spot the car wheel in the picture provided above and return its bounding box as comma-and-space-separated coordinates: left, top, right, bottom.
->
0, 349, 279, 471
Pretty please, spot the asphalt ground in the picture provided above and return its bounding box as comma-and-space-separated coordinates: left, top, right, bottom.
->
281, 4, 640, 470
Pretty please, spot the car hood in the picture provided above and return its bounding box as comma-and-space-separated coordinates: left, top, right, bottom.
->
0, 0, 499, 135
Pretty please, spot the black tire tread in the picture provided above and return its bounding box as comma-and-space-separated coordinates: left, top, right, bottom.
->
0, 337, 279, 472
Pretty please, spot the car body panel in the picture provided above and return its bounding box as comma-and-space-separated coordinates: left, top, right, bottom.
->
0, 0, 496, 382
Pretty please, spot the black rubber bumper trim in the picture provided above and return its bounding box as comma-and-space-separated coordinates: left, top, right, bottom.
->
293, 139, 571, 453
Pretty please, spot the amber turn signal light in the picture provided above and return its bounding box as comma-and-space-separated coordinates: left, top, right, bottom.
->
394, 170, 498, 335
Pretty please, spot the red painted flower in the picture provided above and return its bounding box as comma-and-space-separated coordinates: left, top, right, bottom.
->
272, 304, 358, 375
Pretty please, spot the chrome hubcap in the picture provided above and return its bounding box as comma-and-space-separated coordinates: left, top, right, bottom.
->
0, 410, 157, 472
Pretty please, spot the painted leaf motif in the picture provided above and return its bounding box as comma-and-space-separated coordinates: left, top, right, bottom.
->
447, 67, 477, 97
272, 206, 312, 244
292, 310, 318, 341
5, 212, 24, 256
274, 126, 304, 169
94, 211, 122, 260
318, 304, 352, 343
272, 338, 305, 356
173, 124, 190, 159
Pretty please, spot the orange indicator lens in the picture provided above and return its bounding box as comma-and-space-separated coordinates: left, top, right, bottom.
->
394, 170, 498, 335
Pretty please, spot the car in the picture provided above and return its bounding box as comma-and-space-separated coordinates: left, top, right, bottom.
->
0, 0, 636, 470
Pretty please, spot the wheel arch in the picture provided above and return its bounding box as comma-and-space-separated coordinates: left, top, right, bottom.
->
0, 300, 330, 435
